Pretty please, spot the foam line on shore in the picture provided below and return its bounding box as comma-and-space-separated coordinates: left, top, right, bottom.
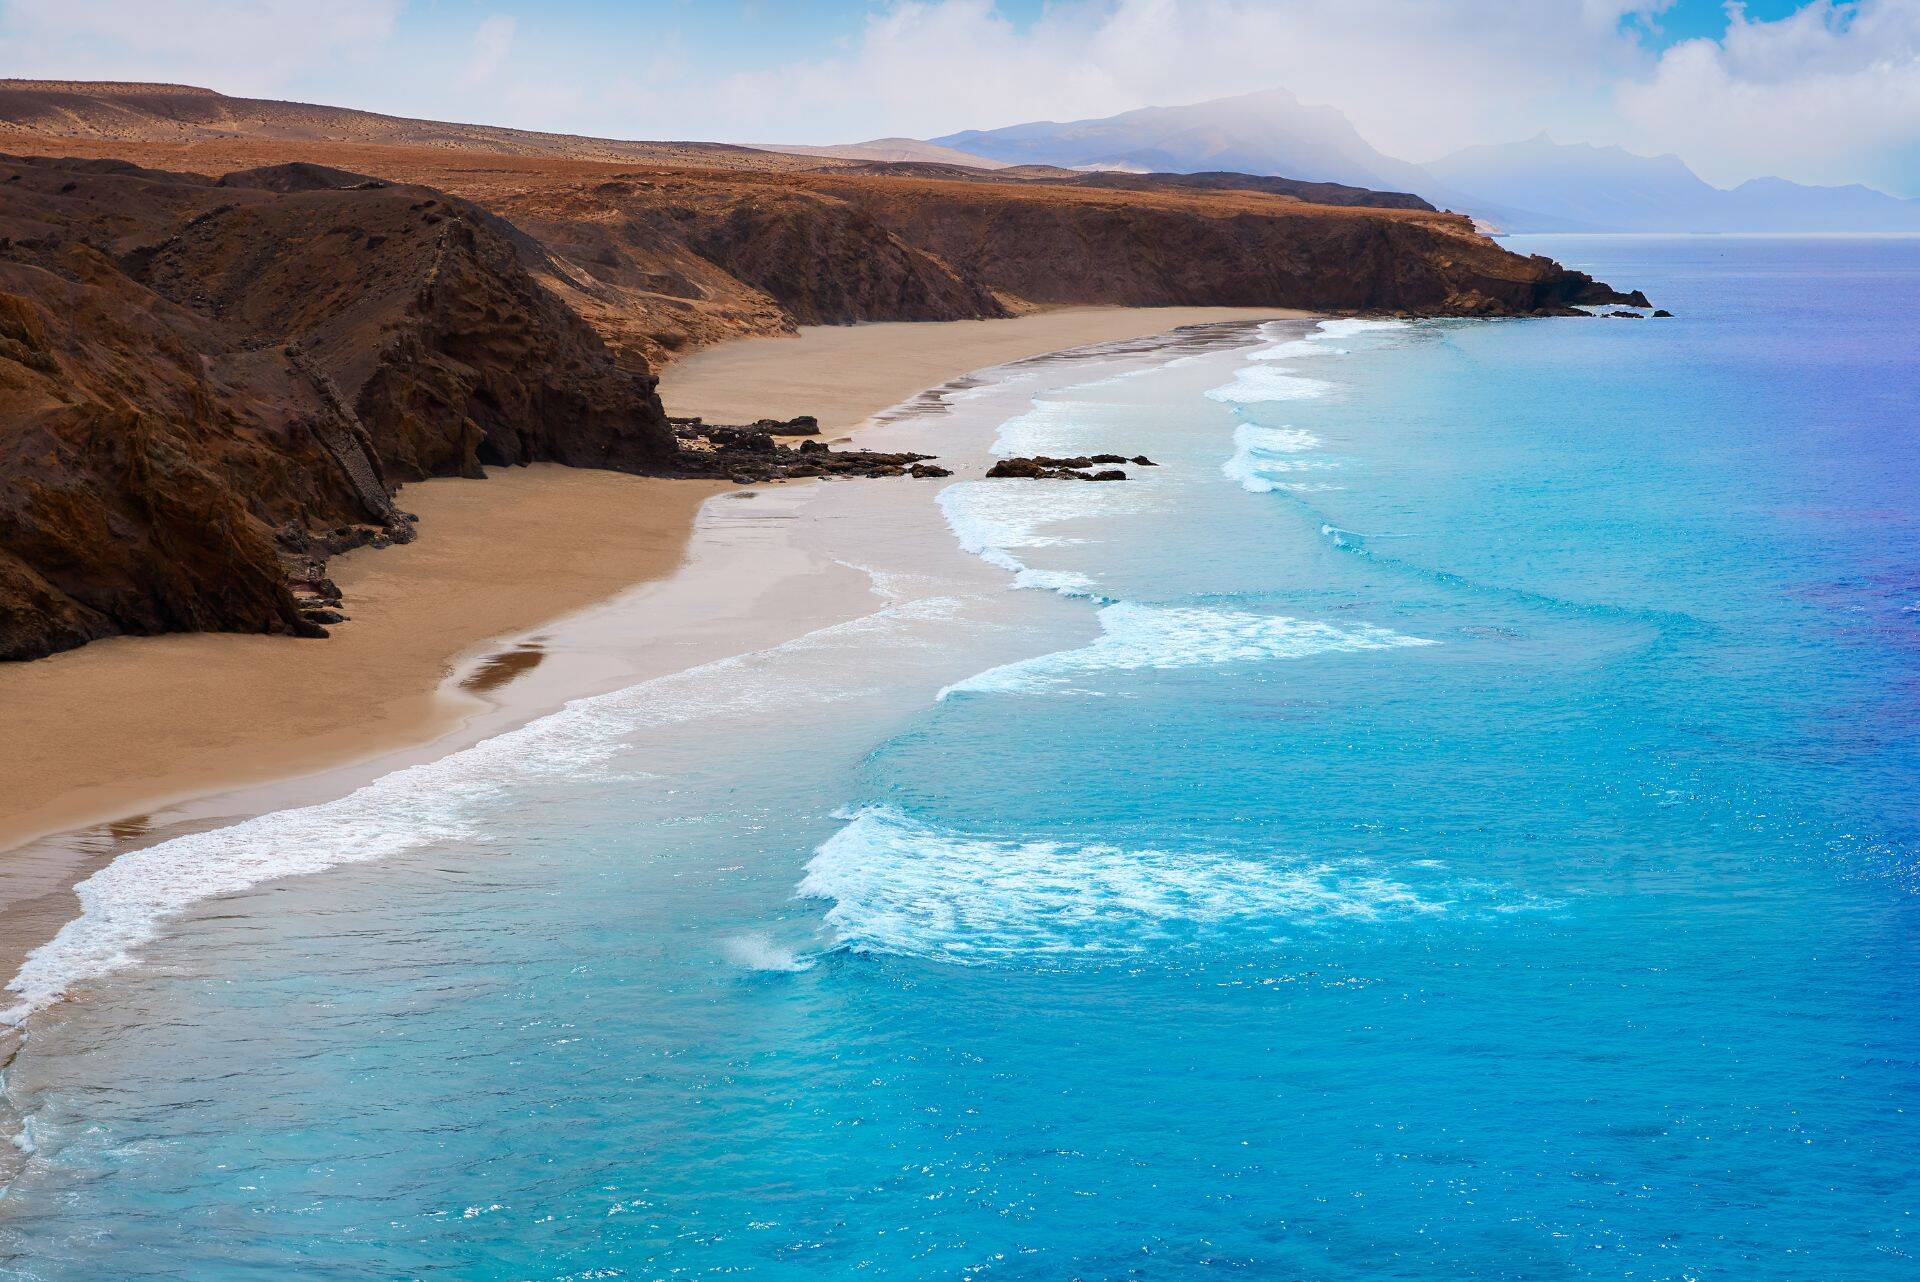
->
2, 594, 958, 1026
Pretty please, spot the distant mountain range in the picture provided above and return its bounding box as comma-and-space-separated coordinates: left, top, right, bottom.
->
931, 91, 1920, 234
1425, 135, 1920, 233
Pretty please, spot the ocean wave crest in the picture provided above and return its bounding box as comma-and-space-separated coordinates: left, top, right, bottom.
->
936, 478, 1151, 601
941, 601, 1435, 697
1222, 423, 1331, 493
799, 807, 1454, 965
1204, 364, 1333, 404
1314, 318, 1412, 341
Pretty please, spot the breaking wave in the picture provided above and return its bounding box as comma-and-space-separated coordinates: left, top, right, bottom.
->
941, 601, 1434, 697
936, 477, 1154, 600
800, 807, 1487, 965
1205, 364, 1333, 404
1222, 423, 1334, 493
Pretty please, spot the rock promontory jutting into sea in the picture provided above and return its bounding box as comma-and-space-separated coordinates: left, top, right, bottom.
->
0, 81, 1645, 663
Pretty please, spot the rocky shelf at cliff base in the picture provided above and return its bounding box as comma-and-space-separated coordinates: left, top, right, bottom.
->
670, 419, 948, 482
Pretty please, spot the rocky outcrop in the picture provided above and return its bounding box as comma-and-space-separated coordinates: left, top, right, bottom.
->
0, 153, 673, 660
670, 419, 940, 482
988, 457, 1131, 481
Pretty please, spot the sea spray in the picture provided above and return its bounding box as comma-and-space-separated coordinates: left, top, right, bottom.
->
719, 934, 815, 973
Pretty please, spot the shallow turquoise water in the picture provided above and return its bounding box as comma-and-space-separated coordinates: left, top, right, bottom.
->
2, 237, 1916, 1279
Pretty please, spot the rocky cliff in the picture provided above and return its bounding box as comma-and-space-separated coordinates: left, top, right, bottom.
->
393, 160, 1641, 368
0, 154, 673, 660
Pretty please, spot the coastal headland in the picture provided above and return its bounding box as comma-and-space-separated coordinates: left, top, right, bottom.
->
0, 81, 1646, 968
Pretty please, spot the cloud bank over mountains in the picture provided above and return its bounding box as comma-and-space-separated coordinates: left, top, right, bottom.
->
2, 0, 1917, 199
931, 88, 1920, 232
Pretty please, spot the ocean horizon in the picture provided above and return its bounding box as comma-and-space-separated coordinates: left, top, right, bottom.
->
3, 235, 1917, 1279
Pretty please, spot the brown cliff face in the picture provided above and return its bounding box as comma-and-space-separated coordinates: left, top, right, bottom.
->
0, 83, 1647, 365
0, 154, 673, 660
810, 175, 1632, 316
375, 158, 1639, 369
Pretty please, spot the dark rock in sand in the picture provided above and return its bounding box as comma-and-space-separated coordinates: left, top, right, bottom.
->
755, 415, 819, 436
987, 455, 1130, 481
909, 463, 952, 478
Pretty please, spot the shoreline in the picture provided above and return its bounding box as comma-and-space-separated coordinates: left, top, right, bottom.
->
0, 304, 1299, 1000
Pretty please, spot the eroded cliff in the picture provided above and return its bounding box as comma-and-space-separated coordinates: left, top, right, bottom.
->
0, 155, 673, 659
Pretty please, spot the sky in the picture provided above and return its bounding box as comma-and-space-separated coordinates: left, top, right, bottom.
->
4, 0, 1918, 196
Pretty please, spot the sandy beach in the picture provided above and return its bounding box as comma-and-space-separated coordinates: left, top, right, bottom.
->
661, 306, 1308, 431
0, 305, 1293, 983
1, 305, 1293, 854
0, 469, 722, 851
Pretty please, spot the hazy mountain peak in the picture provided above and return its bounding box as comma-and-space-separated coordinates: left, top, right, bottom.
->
931, 88, 1436, 198
929, 89, 1920, 233
1427, 133, 1920, 231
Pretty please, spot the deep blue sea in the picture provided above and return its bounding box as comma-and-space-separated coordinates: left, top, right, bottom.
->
2, 237, 1917, 1280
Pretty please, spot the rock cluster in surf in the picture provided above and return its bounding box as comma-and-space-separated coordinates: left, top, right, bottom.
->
986, 454, 1156, 481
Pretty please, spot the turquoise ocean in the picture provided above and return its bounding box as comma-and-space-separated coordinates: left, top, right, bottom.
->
1, 236, 1916, 1279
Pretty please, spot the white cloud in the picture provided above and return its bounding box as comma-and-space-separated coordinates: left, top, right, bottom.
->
1617, 0, 1920, 194
0, 0, 403, 93
462, 14, 517, 86
2, 0, 1914, 196
665, 0, 1661, 161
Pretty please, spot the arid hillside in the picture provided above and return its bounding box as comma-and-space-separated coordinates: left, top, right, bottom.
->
0, 154, 676, 660
0, 80, 829, 172
0, 81, 1641, 365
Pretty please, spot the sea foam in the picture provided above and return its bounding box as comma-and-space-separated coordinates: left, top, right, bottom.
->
1221, 423, 1332, 493
1211, 316, 1412, 402
1204, 364, 1333, 404
936, 477, 1153, 600
941, 601, 1435, 697
3, 597, 958, 1025
720, 933, 815, 973
799, 807, 1446, 965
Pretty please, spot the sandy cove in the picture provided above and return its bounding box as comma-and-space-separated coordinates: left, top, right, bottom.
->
0, 305, 1297, 980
